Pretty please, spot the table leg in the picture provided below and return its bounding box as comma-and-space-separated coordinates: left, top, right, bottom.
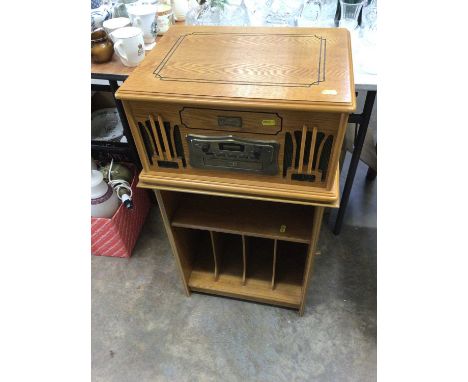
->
108, 80, 142, 170
333, 90, 376, 235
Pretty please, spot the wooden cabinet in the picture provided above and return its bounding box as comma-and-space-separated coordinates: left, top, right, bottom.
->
156, 190, 325, 315
116, 25, 355, 314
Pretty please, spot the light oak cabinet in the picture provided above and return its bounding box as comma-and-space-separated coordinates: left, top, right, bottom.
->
116, 26, 355, 314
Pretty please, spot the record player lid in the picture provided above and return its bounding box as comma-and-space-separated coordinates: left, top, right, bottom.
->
117, 25, 356, 112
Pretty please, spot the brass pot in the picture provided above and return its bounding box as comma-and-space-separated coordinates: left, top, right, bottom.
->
91, 28, 114, 63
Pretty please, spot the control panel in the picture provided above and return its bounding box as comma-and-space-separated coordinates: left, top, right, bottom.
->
186, 135, 279, 175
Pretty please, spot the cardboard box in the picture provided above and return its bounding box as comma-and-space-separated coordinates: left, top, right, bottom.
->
91, 168, 151, 258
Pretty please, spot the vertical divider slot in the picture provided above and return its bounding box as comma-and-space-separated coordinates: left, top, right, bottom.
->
209, 231, 221, 281
242, 235, 247, 285
245, 237, 275, 286
276, 241, 309, 289
271, 239, 278, 290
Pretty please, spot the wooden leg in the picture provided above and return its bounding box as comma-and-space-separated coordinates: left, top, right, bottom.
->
299, 206, 325, 316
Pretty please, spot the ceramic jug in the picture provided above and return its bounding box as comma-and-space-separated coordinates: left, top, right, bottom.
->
91, 28, 114, 63
91, 170, 119, 218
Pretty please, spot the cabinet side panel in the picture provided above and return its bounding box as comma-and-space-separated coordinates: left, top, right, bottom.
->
122, 100, 152, 172
154, 190, 191, 296
299, 206, 325, 315
326, 113, 349, 189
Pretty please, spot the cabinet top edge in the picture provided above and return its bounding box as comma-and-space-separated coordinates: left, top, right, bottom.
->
116, 25, 356, 112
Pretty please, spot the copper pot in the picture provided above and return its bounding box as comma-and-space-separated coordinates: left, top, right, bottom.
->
91, 28, 114, 63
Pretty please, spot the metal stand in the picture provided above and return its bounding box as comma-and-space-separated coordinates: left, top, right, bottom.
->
333, 90, 376, 235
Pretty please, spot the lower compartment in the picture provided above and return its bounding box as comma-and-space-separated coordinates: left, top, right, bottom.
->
189, 275, 302, 309
182, 228, 309, 309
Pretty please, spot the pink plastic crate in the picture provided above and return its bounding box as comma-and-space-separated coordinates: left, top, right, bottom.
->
91, 168, 151, 258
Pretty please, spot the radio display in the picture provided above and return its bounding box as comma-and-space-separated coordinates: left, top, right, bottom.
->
217, 116, 242, 128
219, 143, 244, 152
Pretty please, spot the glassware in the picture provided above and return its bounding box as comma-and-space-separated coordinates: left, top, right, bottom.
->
319, 0, 338, 26
243, 0, 264, 25
358, 0, 377, 74
296, 0, 321, 26
263, 0, 303, 26
361, 0, 377, 34
186, 0, 249, 26
339, 0, 364, 31
296, 0, 337, 27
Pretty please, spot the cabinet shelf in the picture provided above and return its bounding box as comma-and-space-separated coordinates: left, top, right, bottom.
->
181, 228, 306, 309
170, 193, 313, 244
189, 270, 302, 309
157, 190, 323, 315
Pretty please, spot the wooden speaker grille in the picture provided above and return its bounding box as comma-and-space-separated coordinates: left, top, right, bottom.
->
284, 125, 333, 183
136, 114, 186, 169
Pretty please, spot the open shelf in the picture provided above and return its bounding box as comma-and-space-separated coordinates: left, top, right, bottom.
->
170, 192, 314, 244
214, 233, 244, 281
189, 270, 302, 308
182, 229, 305, 308
157, 190, 323, 313
274, 241, 308, 290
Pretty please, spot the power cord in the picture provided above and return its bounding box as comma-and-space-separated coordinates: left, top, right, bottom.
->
107, 159, 133, 209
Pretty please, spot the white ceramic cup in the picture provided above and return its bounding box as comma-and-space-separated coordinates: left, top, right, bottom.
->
127, 4, 158, 44
103, 17, 131, 37
110, 27, 145, 67
172, 0, 189, 21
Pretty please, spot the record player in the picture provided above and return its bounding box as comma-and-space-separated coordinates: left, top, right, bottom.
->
116, 25, 355, 205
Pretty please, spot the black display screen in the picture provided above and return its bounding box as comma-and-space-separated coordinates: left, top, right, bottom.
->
218, 116, 242, 128
219, 143, 244, 152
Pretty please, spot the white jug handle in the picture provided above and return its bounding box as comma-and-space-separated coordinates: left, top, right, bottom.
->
113, 40, 128, 63
109, 31, 116, 43
134, 16, 142, 28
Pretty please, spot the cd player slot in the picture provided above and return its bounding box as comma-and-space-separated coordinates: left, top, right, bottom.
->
187, 134, 279, 175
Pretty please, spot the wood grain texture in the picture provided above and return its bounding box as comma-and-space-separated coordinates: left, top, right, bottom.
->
154, 190, 191, 296
137, 165, 340, 206
188, 270, 301, 308
149, 114, 164, 160
170, 192, 314, 243
326, 113, 349, 189
307, 127, 318, 174
91, 51, 136, 77
299, 206, 325, 316
298, 125, 308, 173
179, 107, 282, 134
113, 25, 355, 314
116, 26, 356, 113
124, 95, 346, 196
157, 114, 172, 160
154, 188, 330, 313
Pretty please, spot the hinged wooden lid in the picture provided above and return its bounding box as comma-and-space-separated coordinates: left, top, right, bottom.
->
116, 25, 355, 112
